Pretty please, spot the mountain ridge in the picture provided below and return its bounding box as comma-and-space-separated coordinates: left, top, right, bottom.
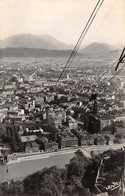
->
0, 34, 119, 57
0, 47, 78, 58
0, 34, 115, 52
81, 42, 112, 53
0, 34, 72, 50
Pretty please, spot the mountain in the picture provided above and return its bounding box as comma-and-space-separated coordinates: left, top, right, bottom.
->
36, 34, 72, 50
0, 48, 77, 58
0, 34, 72, 50
81, 43, 112, 54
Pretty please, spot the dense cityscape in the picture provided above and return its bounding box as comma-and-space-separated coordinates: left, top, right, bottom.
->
0, 0, 125, 195
0, 51, 125, 196
0, 53, 124, 155
0, 48, 124, 196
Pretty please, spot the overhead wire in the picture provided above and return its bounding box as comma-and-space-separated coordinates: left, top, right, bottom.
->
98, 47, 125, 89
88, 63, 125, 114
102, 63, 125, 89
55, 0, 123, 91
56, 0, 104, 85
42, 0, 124, 114
54, 0, 124, 113
96, 48, 124, 90
42, 0, 105, 109
83, 0, 117, 48
57, 0, 118, 83
66, 0, 117, 82
100, 60, 117, 78
65, 0, 105, 75
61, 0, 119, 88
115, 47, 125, 71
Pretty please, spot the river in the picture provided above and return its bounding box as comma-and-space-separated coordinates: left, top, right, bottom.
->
0, 144, 123, 183
0, 152, 75, 183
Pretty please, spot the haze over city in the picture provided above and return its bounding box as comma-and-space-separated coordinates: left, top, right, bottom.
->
0, 0, 125, 48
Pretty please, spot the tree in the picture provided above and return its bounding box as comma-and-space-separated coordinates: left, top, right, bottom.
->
0, 122, 7, 140
23, 166, 66, 196
82, 160, 99, 192
0, 180, 24, 196
5, 124, 24, 152
67, 150, 90, 180
64, 176, 91, 196
113, 133, 123, 144
104, 135, 110, 145
1, 149, 123, 196
8, 180, 24, 196
110, 122, 117, 135
15, 130, 24, 152
115, 133, 122, 140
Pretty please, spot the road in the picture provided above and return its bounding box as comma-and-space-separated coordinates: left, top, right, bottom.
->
7, 144, 124, 164
0, 144, 124, 183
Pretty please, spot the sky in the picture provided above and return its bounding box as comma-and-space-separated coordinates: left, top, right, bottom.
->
0, 0, 125, 47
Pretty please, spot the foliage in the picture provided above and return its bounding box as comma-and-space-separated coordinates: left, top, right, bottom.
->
113, 133, 124, 144
102, 122, 117, 135
64, 176, 91, 196
0, 180, 24, 196
0, 122, 7, 140
110, 122, 117, 135
23, 150, 91, 196
67, 149, 91, 180
23, 166, 67, 196
83, 149, 124, 194
6, 124, 24, 152
82, 159, 99, 192
0, 149, 124, 196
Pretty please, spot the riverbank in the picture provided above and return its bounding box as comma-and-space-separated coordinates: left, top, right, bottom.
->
0, 151, 75, 183
0, 144, 123, 184
7, 143, 124, 164
7, 149, 77, 164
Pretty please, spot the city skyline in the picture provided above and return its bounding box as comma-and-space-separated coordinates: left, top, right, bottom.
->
0, 0, 125, 47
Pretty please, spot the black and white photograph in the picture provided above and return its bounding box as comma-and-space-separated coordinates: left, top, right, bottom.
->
0, 0, 125, 195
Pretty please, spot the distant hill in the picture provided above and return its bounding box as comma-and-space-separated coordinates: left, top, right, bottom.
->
0, 34, 72, 50
36, 34, 73, 50
81, 43, 112, 54
0, 48, 78, 58
0, 35, 118, 58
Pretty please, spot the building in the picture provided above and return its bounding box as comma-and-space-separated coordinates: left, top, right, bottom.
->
16, 88, 25, 95
25, 143, 32, 153
47, 112, 62, 130
8, 115, 23, 122
94, 134, 105, 145
115, 115, 125, 122
35, 96, 44, 104
21, 135, 37, 143
7, 110, 18, 116
3, 90, 14, 96
40, 137, 58, 152
84, 113, 101, 134
100, 117, 112, 131
84, 112, 114, 134
67, 115, 77, 129
81, 134, 94, 146
95, 193, 108, 196
43, 141, 58, 152
57, 130, 78, 149
4, 84, 16, 90
31, 142, 39, 152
